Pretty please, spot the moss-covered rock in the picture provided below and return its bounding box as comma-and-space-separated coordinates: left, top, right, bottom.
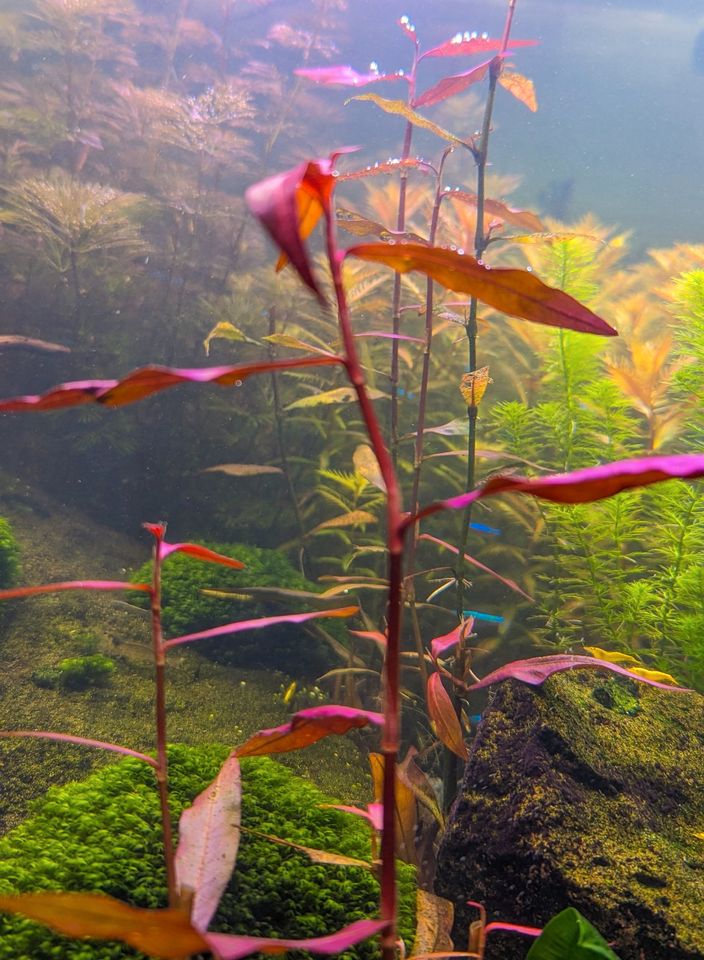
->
0, 516, 18, 589
436, 673, 704, 960
0, 744, 415, 959
131, 542, 345, 677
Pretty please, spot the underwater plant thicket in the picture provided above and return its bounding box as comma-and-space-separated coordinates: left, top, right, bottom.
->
0, 0, 703, 691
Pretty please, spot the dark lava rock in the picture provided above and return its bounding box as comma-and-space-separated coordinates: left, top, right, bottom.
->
435, 673, 704, 960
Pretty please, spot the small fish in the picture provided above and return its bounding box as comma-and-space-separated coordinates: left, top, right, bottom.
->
463, 609, 504, 624
469, 522, 501, 535
282, 681, 297, 705
583, 646, 640, 666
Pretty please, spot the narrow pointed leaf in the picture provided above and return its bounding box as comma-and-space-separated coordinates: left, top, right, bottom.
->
0, 358, 344, 413
427, 673, 468, 760
413, 58, 497, 108
485, 921, 542, 938
203, 464, 284, 478
163, 606, 358, 650
337, 158, 436, 181
160, 542, 245, 568
350, 629, 387, 652
416, 455, 704, 523
235, 705, 383, 757
420, 533, 533, 600
420, 35, 538, 60
347, 244, 616, 335
0, 731, 157, 766
243, 827, 371, 870
469, 655, 693, 693
320, 803, 384, 832
295, 65, 400, 87
0, 580, 150, 602
206, 918, 387, 960
346, 95, 472, 148
175, 753, 242, 932
309, 511, 377, 534
0, 335, 70, 354
0, 894, 209, 958
286, 386, 386, 409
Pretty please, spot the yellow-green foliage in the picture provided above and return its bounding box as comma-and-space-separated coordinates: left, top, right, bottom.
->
0, 744, 416, 959
0, 517, 18, 590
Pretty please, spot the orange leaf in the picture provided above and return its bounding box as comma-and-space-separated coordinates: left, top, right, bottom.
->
368, 753, 418, 864
346, 244, 616, 336
427, 673, 468, 760
0, 893, 208, 959
412, 890, 455, 956
498, 70, 538, 111
235, 705, 383, 757
459, 367, 492, 406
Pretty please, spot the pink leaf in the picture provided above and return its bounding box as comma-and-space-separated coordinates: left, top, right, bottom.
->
0, 731, 157, 766
484, 921, 542, 938
160, 542, 245, 570
0, 580, 150, 602
0, 358, 344, 413
427, 673, 468, 760
420, 533, 533, 601
414, 455, 704, 524
235, 705, 384, 757
245, 153, 344, 302
420, 35, 538, 60
321, 803, 384, 832
468, 655, 693, 693
430, 620, 474, 660
206, 918, 387, 960
295, 65, 400, 87
176, 753, 242, 933
163, 606, 358, 650
413, 57, 498, 108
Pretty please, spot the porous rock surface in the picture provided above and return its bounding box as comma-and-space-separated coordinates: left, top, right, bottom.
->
435, 673, 704, 960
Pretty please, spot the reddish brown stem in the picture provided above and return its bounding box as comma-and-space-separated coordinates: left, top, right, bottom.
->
150, 534, 177, 906
325, 209, 404, 960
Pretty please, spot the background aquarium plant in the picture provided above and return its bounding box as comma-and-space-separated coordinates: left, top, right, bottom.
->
0, 0, 702, 958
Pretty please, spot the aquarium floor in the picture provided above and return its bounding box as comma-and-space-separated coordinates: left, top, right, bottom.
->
0, 478, 370, 832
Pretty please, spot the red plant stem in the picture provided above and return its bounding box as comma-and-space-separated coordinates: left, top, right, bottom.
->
325, 210, 404, 960
389, 43, 419, 466
150, 537, 177, 907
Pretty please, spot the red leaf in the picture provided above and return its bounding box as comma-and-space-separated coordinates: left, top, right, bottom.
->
442, 191, 545, 233
415, 454, 704, 524
235, 705, 383, 757
176, 753, 242, 932
337, 158, 436, 182
420, 35, 538, 60
430, 621, 474, 660
427, 673, 468, 760
346, 243, 617, 336
206, 918, 387, 960
413, 57, 498, 108
0, 731, 157, 766
420, 533, 533, 601
0, 357, 344, 413
468, 655, 693, 693
295, 65, 400, 87
163, 605, 358, 650
246, 152, 348, 302
0, 580, 150, 602
320, 803, 384, 832
0, 893, 208, 959
160, 542, 245, 569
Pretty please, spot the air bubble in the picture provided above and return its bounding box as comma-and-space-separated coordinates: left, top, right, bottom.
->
452, 33, 462, 44
457, 248, 465, 255
398, 68, 405, 76
481, 31, 488, 40
387, 239, 396, 245
369, 61, 379, 72
400, 15, 409, 23
463, 31, 471, 41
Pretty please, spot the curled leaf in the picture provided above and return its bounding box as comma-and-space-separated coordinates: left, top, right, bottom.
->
427, 673, 468, 760
459, 367, 492, 406
498, 70, 538, 111
353, 444, 387, 493
160, 542, 245, 569
235, 705, 384, 757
